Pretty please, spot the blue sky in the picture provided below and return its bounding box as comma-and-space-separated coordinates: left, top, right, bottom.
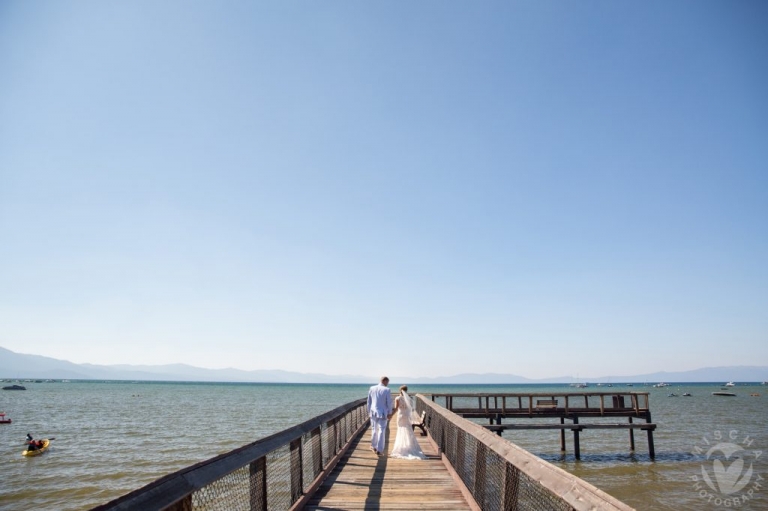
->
1, 1, 766, 380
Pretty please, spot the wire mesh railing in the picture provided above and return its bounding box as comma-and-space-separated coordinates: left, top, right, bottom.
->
415, 395, 635, 511
91, 398, 368, 511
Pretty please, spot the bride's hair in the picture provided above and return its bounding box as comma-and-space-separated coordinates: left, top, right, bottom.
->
399, 385, 408, 393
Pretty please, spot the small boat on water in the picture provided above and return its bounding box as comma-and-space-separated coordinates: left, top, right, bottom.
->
683, 393, 692, 397
22, 439, 51, 456
724, 381, 735, 387
2, 384, 26, 391
653, 382, 670, 388
668, 393, 678, 397
0, 413, 11, 424
712, 391, 736, 397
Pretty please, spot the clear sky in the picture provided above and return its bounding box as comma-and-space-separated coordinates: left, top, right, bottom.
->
1, 1, 766, 380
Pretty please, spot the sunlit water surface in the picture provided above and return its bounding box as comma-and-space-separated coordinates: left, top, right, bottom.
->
1, 381, 766, 510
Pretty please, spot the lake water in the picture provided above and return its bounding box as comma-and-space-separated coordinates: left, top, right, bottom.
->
1, 381, 766, 510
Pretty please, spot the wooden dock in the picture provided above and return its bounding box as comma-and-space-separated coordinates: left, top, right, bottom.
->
303, 418, 473, 510
428, 391, 656, 460
93, 397, 637, 511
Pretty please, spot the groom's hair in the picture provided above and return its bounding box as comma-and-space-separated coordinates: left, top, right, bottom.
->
380, 376, 389, 384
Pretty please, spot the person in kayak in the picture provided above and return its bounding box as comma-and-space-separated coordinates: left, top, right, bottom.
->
26, 435, 43, 451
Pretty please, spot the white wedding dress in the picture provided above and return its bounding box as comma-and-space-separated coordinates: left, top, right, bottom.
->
389, 391, 426, 460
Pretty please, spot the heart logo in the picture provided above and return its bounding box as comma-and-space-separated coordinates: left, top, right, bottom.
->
701, 442, 754, 496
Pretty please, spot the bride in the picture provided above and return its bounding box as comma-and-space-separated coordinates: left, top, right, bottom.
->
389, 385, 426, 460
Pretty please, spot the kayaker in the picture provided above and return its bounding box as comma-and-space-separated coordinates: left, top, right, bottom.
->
25, 434, 43, 451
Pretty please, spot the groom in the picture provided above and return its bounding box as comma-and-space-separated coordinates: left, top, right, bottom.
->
367, 376, 393, 455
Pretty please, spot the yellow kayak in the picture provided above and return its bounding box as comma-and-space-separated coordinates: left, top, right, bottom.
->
22, 439, 50, 456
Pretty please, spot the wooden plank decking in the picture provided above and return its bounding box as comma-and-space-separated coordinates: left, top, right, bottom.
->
303, 419, 472, 510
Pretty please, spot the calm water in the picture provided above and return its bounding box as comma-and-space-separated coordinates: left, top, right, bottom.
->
1, 381, 766, 510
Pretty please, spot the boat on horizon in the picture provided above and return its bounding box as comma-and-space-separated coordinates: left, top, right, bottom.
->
724, 381, 735, 387
653, 382, 670, 388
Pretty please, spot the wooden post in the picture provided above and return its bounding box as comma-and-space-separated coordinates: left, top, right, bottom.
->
628, 417, 635, 451
330, 417, 339, 453
473, 442, 487, 507
502, 463, 520, 511
249, 456, 267, 511
455, 430, 465, 475
495, 413, 502, 437
646, 411, 655, 459
311, 427, 323, 476
560, 417, 566, 452
290, 438, 303, 502
439, 418, 447, 453
573, 417, 581, 460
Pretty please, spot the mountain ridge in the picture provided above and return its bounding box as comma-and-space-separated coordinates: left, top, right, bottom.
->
2, 346, 766, 384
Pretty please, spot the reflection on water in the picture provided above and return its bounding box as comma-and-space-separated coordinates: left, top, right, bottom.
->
1, 381, 766, 510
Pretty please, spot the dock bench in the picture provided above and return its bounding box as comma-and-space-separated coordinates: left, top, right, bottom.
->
411, 411, 427, 436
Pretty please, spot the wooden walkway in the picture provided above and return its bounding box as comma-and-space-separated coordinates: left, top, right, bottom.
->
303, 419, 473, 510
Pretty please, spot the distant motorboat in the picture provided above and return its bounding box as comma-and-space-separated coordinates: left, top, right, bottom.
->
724, 382, 735, 387
712, 391, 736, 397
682, 393, 692, 397
653, 382, 670, 388
2, 385, 26, 391
626, 384, 633, 387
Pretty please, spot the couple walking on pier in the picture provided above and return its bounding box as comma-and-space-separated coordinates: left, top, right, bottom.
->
367, 376, 425, 460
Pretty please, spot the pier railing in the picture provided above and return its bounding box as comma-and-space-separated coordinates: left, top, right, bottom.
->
415, 395, 635, 511
428, 391, 651, 418
92, 398, 368, 511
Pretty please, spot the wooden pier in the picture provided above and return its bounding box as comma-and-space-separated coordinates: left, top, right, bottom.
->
303, 417, 473, 510
94, 395, 637, 511
428, 391, 656, 460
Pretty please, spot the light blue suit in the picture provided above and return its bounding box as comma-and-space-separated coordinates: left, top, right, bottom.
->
367, 383, 393, 453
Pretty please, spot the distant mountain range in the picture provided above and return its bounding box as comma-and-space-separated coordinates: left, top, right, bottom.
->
1, 346, 766, 384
